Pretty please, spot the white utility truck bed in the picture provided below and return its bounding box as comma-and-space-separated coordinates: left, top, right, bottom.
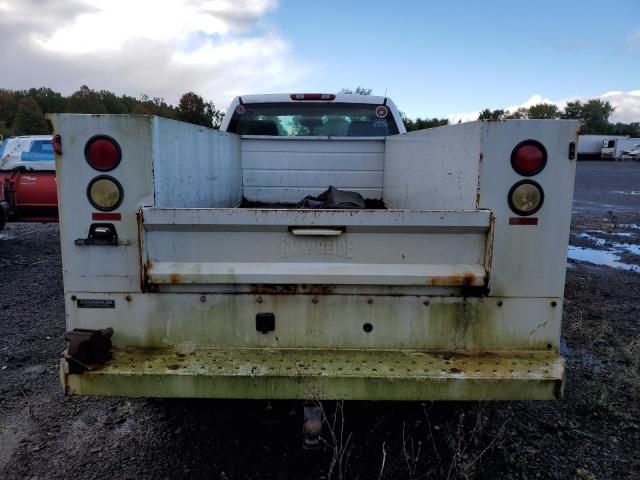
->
50, 94, 578, 401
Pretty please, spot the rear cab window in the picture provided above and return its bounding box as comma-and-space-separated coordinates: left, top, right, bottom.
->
226, 103, 399, 137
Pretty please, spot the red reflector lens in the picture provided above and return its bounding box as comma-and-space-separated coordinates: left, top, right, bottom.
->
92, 212, 121, 221
84, 135, 122, 172
509, 217, 538, 225
511, 140, 547, 176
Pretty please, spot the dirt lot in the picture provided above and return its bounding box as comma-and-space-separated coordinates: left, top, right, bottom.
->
1, 161, 639, 479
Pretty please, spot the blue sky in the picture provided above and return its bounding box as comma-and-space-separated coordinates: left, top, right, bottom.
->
268, 0, 640, 120
0, 0, 638, 122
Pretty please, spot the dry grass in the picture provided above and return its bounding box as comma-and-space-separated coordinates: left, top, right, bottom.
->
318, 401, 354, 480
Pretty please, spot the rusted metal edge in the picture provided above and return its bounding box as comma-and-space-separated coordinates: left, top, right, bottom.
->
483, 212, 496, 291
145, 262, 488, 287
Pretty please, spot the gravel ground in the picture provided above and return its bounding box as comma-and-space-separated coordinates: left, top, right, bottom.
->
1, 161, 639, 479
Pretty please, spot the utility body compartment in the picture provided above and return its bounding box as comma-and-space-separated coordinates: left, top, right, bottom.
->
50, 112, 579, 401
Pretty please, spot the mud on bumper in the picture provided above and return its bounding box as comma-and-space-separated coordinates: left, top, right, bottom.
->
60, 348, 565, 401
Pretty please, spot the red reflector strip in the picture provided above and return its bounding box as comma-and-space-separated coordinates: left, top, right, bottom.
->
509, 217, 538, 225
92, 212, 121, 221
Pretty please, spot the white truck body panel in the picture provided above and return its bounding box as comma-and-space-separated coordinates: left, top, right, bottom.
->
153, 119, 241, 208
50, 112, 578, 401
384, 122, 482, 210
241, 137, 385, 202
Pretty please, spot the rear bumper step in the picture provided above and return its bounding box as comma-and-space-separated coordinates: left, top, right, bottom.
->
61, 348, 564, 400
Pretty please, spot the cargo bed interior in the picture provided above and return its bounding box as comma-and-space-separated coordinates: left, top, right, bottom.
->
151, 119, 483, 212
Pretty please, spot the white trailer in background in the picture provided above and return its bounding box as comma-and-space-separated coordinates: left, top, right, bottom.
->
577, 134, 626, 160
601, 137, 640, 160
49, 94, 579, 407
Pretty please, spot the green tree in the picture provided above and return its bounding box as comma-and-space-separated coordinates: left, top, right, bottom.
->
504, 107, 529, 119
176, 92, 222, 128
0, 89, 19, 135
207, 103, 224, 129
478, 109, 505, 120
13, 97, 49, 135
66, 85, 107, 114
505, 108, 526, 119
119, 93, 141, 113
148, 97, 179, 119
562, 100, 583, 120
177, 92, 208, 125
26, 87, 66, 114
131, 103, 152, 115
403, 116, 449, 132
98, 90, 127, 114
608, 122, 640, 137
562, 99, 615, 134
528, 103, 560, 119
132, 94, 178, 119
581, 99, 615, 134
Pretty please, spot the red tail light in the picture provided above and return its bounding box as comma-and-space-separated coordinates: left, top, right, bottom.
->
85, 135, 122, 172
511, 140, 547, 176
290, 93, 336, 101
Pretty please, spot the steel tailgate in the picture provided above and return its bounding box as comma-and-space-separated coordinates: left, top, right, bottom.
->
140, 208, 492, 286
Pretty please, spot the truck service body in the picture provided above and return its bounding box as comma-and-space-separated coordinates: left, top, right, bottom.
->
50, 94, 579, 401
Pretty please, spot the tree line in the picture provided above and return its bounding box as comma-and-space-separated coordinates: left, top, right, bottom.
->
0, 86, 223, 137
405, 99, 638, 135
476, 99, 639, 136
1, 85, 638, 137
341, 86, 639, 136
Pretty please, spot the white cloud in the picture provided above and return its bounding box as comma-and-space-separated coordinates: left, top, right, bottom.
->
504, 94, 555, 112
0, 0, 310, 108
446, 109, 481, 124
35, 0, 277, 53
601, 90, 640, 123
447, 91, 640, 124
